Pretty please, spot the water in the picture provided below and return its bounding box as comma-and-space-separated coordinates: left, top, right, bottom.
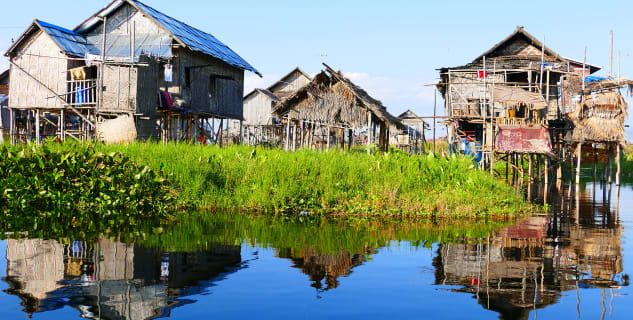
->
1, 183, 632, 319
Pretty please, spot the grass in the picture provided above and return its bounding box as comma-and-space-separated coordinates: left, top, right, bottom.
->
89, 142, 534, 219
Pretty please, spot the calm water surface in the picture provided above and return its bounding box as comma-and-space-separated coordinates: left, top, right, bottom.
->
1, 182, 632, 319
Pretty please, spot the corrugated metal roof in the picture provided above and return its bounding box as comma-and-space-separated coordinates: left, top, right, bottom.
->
128, 0, 260, 76
85, 33, 172, 58
35, 20, 96, 57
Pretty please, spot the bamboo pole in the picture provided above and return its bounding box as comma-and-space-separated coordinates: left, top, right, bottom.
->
35, 109, 40, 144
576, 143, 582, 185
285, 118, 290, 151
616, 144, 621, 186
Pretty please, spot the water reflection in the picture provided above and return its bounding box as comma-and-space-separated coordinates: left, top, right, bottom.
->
3, 238, 243, 319
0, 182, 629, 319
280, 247, 375, 292
434, 183, 628, 320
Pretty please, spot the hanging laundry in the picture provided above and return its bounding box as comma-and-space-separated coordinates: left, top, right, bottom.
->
164, 64, 173, 82
162, 91, 173, 109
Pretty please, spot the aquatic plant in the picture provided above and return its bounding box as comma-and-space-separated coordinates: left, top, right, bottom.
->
96, 142, 534, 218
0, 141, 177, 238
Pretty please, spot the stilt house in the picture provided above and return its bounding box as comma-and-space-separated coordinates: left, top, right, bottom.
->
241, 67, 311, 145
393, 109, 427, 153
272, 64, 403, 151
438, 27, 604, 169
5, 0, 259, 144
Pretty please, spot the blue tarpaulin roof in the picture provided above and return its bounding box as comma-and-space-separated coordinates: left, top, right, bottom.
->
584, 75, 611, 83
129, 0, 260, 76
35, 20, 96, 57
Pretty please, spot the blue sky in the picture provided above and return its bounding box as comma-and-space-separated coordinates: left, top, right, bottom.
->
1, 0, 632, 139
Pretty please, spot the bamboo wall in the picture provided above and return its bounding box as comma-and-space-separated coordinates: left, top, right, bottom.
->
8, 31, 68, 110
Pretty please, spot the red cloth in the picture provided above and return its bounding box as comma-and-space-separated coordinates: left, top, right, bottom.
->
476, 71, 488, 78
162, 91, 173, 110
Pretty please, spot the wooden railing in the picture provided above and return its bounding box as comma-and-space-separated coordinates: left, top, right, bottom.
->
66, 79, 97, 107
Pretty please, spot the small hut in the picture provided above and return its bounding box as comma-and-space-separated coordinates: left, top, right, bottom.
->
272, 64, 403, 151
240, 67, 311, 145
393, 109, 427, 153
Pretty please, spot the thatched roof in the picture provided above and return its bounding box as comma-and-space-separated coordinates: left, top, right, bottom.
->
568, 91, 628, 144
272, 64, 403, 129
488, 86, 548, 110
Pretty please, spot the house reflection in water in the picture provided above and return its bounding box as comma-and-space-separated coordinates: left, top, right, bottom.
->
278, 247, 375, 292
433, 185, 627, 320
3, 238, 242, 319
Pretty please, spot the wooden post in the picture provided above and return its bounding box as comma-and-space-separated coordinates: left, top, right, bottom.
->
528, 155, 534, 181
292, 123, 297, 151
285, 118, 290, 151
366, 112, 372, 154
616, 144, 621, 186
239, 120, 243, 144
545, 156, 550, 185
326, 125, 331, 150
608, 144, 613, 184
59, 109, 64, 141
35, 109, 40, 144
506, 154, 511, 181
9, 109, 15, 144
576, 143, 582, 185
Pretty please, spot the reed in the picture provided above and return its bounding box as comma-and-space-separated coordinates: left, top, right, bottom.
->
94, 142, 534, 218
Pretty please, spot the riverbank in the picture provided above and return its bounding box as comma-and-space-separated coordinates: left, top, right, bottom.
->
93, 142, 534, 219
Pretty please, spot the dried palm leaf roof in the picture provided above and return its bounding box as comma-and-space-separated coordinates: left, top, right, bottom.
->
568, 91, 628, 144
272, 64, 403, 129
488, 86, 548, 110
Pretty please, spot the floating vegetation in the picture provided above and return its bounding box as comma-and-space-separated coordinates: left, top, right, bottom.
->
97, 142, 535, 218
0, 141, 177, 239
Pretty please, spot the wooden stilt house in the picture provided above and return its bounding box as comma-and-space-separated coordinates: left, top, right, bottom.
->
241, 67, 311, 146
4, 0, 259, 144
272, 64, 403, 151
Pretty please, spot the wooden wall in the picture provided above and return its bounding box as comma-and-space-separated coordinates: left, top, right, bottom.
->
243, 92, 274, 125
8, 31, 69, 109
175, 49, 245, 118
269, 71, 311, 93
102, 65, 138, 112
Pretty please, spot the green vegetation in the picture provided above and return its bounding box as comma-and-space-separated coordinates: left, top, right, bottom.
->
93, 142, 533, 218
0, 142, 177, 238
140, 211, 511, 254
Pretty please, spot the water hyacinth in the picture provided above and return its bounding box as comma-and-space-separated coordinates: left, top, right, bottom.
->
0, 141, 177, 237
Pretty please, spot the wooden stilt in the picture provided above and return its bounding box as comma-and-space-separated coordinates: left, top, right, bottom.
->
60, 109, 65, 141
326, 125, 331, 150
528, 155, 534, 181
35, 109, 40, 144
576, 143, 582, 185
616, 144, 621, 186
9, 108, 15, 144
285, 119, 291, 151
545, 156, 549, 185
292, 123, 297, 151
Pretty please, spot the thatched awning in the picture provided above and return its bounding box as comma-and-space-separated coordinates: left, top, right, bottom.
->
568, 91, 628, 143
488, 86, 547, 110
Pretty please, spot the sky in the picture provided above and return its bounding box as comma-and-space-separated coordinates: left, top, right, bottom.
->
2, 0, 633, 139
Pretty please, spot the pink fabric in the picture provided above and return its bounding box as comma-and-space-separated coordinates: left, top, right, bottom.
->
162, 91, 173, 109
